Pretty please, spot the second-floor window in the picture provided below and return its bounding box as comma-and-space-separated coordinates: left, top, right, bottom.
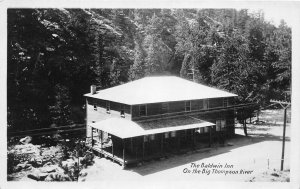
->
106, 101, 110, 114
120, 105, 125, 118
203, 99, 209, 109
139, 105, 146, 116
223, 98, 228, 107
161, 103, 169, 114
185, 101, 191, 112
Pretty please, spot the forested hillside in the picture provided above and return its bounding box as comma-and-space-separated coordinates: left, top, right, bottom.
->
7, 9, 291, 131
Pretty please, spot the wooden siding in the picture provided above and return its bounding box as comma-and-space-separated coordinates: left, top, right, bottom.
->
86, 97, 236, 137
86, 97, 131, 137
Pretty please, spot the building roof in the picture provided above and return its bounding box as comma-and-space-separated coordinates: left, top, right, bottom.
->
89, 116, 215, 139
84, 76, 237, 105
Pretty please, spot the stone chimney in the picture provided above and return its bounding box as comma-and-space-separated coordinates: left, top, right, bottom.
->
90, 85, 96, 95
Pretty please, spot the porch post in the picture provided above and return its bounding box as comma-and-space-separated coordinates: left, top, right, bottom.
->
209, 126, 212, 147
100, 130, 102, 148
123, 138, 125, 166
112, 136, 114, 162
135, 138, 138, 161
161, 133, 164, 155
100, 130, 103, 158
192, 129, 195, 150
177, 131, 181, 153
91, 127, 94, 147
142, 136, 145, 161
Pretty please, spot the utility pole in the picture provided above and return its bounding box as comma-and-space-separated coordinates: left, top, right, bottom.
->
270, 99, 291, 171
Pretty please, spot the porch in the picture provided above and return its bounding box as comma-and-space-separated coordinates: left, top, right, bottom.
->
87, 116, 219, 167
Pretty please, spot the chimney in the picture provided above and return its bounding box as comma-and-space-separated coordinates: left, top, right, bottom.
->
90, 85, 96, 95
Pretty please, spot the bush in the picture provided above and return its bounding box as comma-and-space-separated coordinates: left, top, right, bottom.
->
80, 151, 95, 168
7, 151, 32, 174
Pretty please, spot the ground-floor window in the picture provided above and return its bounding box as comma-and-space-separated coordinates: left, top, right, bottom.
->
170, 131, 176, 137
216, 120, 221, 131
221, 120, 226, 129
196, 127, 205, 133
150, 134, 155, 140
144, 135, 149, 142
204, 126, 209, 133
164, 132, 170, 138
200, 127, 204, 133
216, 119, 226, 131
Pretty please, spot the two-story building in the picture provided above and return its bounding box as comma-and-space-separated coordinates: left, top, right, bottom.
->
84, 76, 237, 167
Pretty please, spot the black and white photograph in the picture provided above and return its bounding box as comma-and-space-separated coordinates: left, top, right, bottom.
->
1, 1, 300, 188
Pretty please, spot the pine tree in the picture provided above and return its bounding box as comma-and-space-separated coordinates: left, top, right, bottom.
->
128, 37, 146, 80
49, 84, 73, 126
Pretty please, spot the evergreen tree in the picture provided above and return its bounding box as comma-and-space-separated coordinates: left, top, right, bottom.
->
143, 14, 173, 75
49, 84, 73, 126
128, 37, 146, 80
7, 8, 292, 131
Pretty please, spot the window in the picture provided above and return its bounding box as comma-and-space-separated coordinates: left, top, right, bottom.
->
94, 105, 97, 111
221, 120, 226, 129
143, 135, 149, 142
161, 103, 169, 113
216, 120, 221, 131
203, 99, 209, 109
204, 126, 209, 133
106, 101, 110, 114
185, 101, 191, 112
223, 98, 228, 107
200, 127, 204, 133
198, 100, 204, 110
120, 105, 125, 118
196, 127, 204, 133
150, 134, 155, 140
171, 131, 176, 137
164, 132, 170, 138
139, 105, 147, 116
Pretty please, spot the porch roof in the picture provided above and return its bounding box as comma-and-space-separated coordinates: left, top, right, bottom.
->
89, 116, 215, 139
